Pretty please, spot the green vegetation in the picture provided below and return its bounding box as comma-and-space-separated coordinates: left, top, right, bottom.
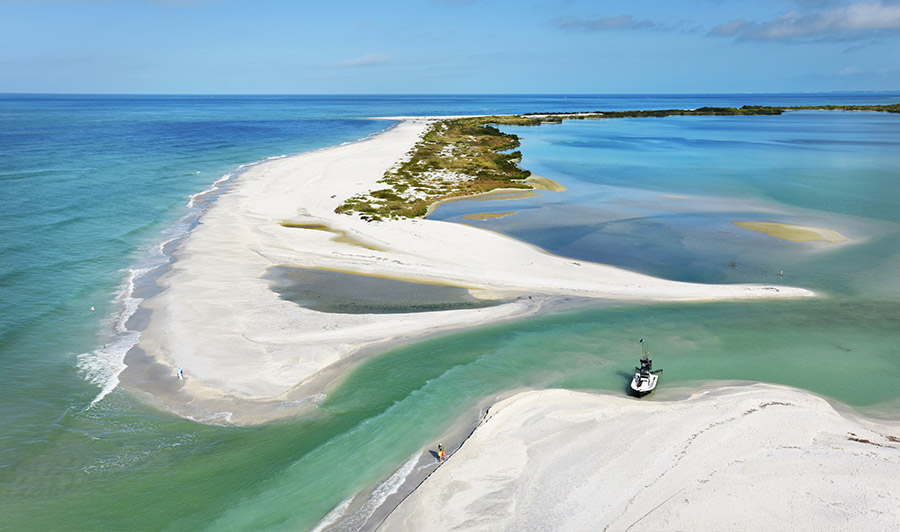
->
787, 103, 900, 113
522, 105, 783, 119
335, 116, 540, 220
335, 103, 900, 220
524, 103, 900, 119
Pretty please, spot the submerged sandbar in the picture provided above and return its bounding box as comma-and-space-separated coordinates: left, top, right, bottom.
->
734, 221, 849, 245
461, 211, 517, 220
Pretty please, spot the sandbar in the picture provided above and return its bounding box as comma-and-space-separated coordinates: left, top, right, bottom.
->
379, 384, 900, 531
127, 118, 816, 424
461, 211, 517, 220
525, 174, 567, 192
734, 221, 849, 245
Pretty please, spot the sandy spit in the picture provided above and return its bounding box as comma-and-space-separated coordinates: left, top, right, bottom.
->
128, 118, 815, 424
379, 384, 900, 532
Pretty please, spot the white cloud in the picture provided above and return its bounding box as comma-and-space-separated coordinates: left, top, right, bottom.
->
712, 2, 900, 41
336, 54, 391, 67
836, 64, 897, 76
790, 0, 844, 7
552, 14, 657, 31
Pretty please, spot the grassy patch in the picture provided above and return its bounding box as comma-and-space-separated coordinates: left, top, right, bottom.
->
335, 116, 540, 220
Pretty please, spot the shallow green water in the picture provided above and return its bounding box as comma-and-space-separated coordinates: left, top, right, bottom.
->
3, 97, 900, 531
6, 295, 900, 530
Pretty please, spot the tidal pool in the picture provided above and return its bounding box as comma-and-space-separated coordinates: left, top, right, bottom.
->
265, 266, 507, 314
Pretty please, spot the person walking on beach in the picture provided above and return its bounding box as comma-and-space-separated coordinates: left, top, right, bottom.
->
177, 366, 183, 379
438, 443, 445, 462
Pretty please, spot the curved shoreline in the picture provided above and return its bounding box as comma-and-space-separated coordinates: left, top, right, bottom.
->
122, 118, 816, 425
422, 174, 565, 218
373, 383, 900, 531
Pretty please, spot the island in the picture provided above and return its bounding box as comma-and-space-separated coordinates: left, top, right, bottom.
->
122, 109, 837, 425
119, 105, 900, 531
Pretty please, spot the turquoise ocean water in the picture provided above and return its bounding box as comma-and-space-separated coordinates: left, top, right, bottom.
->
2, 94, 899, 531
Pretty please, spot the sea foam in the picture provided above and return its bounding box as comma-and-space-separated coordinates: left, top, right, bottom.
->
312, 454, 433, 532
76, 266, 146, 407
75, 153, 291, 407
76, 164, 247, 407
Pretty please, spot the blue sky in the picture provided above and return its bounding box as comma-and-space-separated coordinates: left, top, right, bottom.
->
1, 0, 898, 94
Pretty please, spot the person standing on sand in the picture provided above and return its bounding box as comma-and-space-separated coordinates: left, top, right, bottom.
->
177, 366, 183, 379
438, 444, 445, 462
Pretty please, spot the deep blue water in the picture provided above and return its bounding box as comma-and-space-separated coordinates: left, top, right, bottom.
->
2, 93, 899, 531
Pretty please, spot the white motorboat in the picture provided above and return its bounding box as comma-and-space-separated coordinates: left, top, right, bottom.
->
630, 339, 662, 397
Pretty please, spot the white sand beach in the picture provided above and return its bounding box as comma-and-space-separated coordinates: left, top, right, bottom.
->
132, 118, 815, 423
379, 384, 900, 532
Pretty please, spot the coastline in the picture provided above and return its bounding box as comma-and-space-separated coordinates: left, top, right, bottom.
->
6, 93, 899, 532
123, 117, 816, 425
375, 383, 900, 531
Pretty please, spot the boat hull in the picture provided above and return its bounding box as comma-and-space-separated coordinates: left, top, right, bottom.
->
630, 373, 658, 397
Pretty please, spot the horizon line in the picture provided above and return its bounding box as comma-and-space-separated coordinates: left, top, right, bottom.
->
2, 90, 900, 98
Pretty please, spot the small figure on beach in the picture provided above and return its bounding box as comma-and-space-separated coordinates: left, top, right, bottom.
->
177, 366, 183, 380
438, 443, 445, 462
